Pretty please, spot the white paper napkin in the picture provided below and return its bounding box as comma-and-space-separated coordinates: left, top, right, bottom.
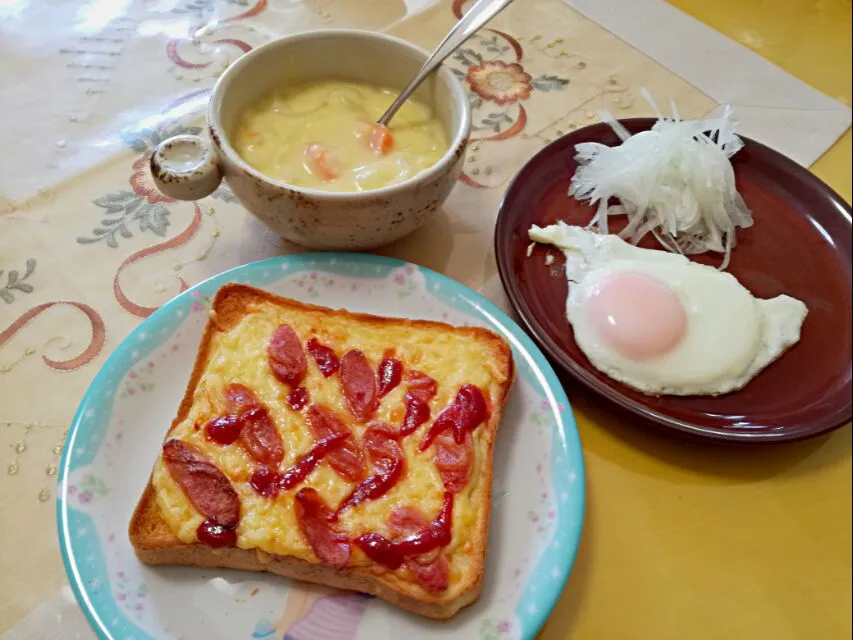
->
565, 0, 852, 167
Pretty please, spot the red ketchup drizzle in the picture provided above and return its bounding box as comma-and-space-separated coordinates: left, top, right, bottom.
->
306, 338, 340, 377
420, 385, 487, 451
197, 520, 237, 548
335, 424, 405, 516
331, 424, 404, 516
400, 392, 430, 436
205, 391, 284, 465
353, 492, 454, 569
287, 387, 310, 410
281, 433, 347, 489
405, 371, 437, 402
248, 467, 280, 498
249, 433, 348, 498
336, 457, 404, 516
378, 358, 403, 397
204, 414, 242, 445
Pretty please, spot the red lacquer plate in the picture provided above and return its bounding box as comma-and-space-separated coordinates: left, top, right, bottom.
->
495, 118, 852, 443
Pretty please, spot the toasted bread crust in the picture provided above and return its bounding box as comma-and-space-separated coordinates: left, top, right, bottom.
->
129, 283, 514, 619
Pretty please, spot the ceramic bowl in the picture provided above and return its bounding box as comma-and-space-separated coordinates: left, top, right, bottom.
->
150, 30, 470, 250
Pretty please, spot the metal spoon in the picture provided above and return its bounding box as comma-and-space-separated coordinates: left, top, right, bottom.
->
377, 0, 517, 126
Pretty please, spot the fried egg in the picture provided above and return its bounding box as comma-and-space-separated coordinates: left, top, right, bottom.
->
529, 223, 808, 396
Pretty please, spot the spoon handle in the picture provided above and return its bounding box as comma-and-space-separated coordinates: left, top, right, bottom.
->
377, 0, 517, 126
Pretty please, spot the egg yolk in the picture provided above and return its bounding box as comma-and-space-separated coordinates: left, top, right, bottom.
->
585, 272, 687, 361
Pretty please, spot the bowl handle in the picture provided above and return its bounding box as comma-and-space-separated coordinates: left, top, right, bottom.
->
150, 135, 222, 201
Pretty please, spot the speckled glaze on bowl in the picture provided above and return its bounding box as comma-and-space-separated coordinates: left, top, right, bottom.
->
150, 30, 471, 250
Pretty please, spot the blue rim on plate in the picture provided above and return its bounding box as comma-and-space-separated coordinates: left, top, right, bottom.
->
57, 253, 585, 639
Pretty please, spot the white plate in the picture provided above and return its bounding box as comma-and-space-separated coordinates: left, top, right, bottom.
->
58, 253, 585, 640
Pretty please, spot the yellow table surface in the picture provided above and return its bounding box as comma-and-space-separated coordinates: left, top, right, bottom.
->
0, 0, 849, 637
541, 2, 852, 638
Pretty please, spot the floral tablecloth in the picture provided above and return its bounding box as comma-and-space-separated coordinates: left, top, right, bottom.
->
1, 0, 850, 638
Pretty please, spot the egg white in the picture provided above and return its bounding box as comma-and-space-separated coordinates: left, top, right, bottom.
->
529, 223, 808, 396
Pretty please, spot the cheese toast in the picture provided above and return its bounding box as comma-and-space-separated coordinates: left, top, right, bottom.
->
129, 283, 514, 619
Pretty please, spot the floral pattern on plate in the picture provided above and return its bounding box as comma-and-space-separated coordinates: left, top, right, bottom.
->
58, 253, 585, 640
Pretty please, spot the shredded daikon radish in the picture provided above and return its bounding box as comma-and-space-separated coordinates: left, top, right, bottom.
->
568, 99, 751, 270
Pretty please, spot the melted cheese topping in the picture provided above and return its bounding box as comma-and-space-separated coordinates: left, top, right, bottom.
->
232, 80, 448, 192
152, 300, 508, 596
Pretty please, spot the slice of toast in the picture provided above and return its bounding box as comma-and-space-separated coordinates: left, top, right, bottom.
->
129, 283, 514, 619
